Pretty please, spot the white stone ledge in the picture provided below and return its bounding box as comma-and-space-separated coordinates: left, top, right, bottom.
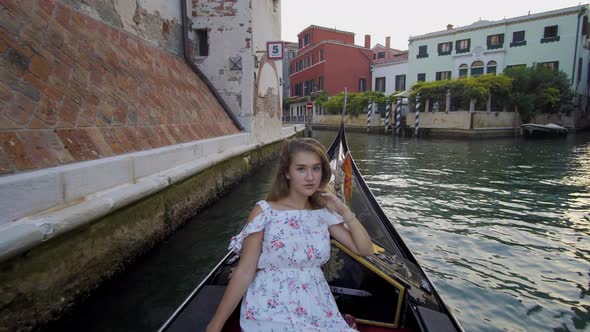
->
0, 126, 304, 262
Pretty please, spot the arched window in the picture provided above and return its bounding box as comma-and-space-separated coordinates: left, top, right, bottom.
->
487, 61, 497, 75
471, 61, 484, 77
459, 64, 468, 78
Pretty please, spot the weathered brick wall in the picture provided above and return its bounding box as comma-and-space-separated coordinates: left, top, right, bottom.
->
0, 0, 240, 176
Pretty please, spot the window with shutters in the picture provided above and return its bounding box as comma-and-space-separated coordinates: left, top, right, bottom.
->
417, 45, 428, 58
438, 42, 452, 55
435, 71, 452, 80
541, 25, 560, 43
375, 77, 386, 92
456, 39, 470, 53
510, 31, 526, 47
537, 61, 559, 71
395, 75, 406, 91
487, 34, 504, 49
506, 64, 526, 70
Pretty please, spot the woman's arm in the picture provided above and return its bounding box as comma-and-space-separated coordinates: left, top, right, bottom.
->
321, 192, 373, 257
206, 207, 264, 332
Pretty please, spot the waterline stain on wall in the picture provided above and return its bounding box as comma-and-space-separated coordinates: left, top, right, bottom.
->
0, 140, 285, 331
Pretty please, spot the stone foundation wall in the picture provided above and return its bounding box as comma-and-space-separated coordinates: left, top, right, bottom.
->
0, 140, 283, 331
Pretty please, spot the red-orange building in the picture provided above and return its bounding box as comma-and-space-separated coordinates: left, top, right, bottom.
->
288, 25, 373, 97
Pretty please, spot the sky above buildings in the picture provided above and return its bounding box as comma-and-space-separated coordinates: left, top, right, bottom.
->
281, 0, 586, 50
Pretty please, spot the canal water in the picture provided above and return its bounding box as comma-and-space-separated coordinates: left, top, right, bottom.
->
46, 131, 590, 332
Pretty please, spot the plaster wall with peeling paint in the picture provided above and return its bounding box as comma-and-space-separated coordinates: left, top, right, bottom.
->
251, 0, 283, 142
62, 0, 283, 142
62, 0, 183, 55
190, 0, 283, 142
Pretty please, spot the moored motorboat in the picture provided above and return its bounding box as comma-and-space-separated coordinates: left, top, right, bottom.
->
158, 123, 463, 332
521, 123, 568, 138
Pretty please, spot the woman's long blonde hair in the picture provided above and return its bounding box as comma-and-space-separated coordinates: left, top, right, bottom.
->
266, 137, 332, 209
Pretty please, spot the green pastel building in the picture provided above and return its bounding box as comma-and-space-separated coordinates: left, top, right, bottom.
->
407, 4, 590, 100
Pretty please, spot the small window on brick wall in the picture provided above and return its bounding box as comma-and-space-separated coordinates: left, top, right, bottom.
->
196, 29, 209, 56
359, 78, 367, 92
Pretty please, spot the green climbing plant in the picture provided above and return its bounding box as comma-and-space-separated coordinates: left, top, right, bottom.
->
316, 91, 387, 116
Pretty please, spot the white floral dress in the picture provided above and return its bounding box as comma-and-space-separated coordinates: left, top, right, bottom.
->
229, 200, 356, 332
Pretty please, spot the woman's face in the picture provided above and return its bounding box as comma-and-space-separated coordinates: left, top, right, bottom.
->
286, 151, 322, 197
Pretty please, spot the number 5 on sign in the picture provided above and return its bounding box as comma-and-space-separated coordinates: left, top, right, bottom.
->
266, 41, 284, 60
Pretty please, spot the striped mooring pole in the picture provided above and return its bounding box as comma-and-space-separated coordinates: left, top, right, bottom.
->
415, 93, 421, 137
395, 98, 402, 136
384, 99, 391, 133
367, 99, 372, 133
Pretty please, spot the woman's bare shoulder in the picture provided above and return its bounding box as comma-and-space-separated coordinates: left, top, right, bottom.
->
246, 204, 264, 223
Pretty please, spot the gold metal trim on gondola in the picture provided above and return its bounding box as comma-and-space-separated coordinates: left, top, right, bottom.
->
330, 240, 405, 328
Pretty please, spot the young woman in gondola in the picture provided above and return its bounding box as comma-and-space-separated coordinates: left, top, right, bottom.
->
206, 137, 373, 332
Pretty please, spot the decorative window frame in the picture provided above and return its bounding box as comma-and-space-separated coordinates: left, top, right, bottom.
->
459, 64, 468, 78
470, 61, 485, 77
486, 61, 497, 75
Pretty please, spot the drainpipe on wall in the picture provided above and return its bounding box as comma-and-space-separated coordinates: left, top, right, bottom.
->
571, 9, 584, 87
180, 0, 244, 131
